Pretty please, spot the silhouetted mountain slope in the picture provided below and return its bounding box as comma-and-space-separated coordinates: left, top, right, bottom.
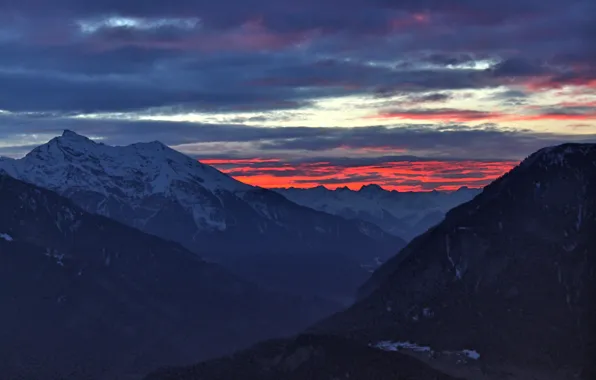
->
313, 143, 596, 379
0, 131, 405, 302
0, 174, 337, 380
145, 334, 459, 380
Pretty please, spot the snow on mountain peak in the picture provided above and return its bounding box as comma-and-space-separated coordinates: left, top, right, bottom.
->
61, 129, 92, 141
0, 131, 254, 232
16, 130, 250, 195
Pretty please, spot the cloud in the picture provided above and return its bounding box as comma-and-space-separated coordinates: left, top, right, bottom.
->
368, 105, 596, 123
0, 0, 593, 115
2, 113, 594, 161
371, 108, 503, 122
0, 0, 595, 191
205, 157, 519, 191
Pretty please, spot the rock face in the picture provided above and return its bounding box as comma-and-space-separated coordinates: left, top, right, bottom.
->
275, 184, 481, 241
0, 130, 405, 302
0, 174, 337, 380
145, 143, 596, 380
314, 143, 596, 379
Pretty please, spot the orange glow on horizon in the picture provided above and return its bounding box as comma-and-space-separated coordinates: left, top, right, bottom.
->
201, 158, 519, 192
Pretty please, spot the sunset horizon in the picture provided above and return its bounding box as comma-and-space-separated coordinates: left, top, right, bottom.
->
0, 0, 594, 191
201, 157, 519, 191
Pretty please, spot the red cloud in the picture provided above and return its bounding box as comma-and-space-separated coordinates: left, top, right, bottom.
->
525, 77, 596, 91
202, 158, 518, 192
507, 112, 596, 121
367, 107, 596, 122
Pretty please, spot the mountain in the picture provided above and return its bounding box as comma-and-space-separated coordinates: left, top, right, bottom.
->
313, 143, 596, 379
0, 173, 338, 380
0, 130, 405, 303
145, 143, 596, 380
145, 334, 458, 380
274, 184, 481, 241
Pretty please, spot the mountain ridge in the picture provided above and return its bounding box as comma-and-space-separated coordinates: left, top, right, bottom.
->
0, 172, 338, 380
274, 183, 482, 241
0, 130, 405, 302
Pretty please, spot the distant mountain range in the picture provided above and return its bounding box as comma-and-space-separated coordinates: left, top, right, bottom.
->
0, 173, 338, 380
146, 143, 596, 380
275, 185, 481, 241
0, 130, 405, 303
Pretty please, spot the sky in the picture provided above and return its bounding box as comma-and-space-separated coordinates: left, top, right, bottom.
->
0, 0, 594, 191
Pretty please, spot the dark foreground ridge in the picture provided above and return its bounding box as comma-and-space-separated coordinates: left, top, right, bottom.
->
146, 334, 459, 380
0, 174, 336, 380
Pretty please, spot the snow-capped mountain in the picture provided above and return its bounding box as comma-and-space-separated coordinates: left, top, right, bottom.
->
146, 143, 596, 380
0, 173, 337, 380
275, 184, 481, 241
0, 130, 405, 302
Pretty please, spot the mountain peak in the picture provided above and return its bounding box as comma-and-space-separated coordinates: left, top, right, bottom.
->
522, 143, 596, 169
5, 131, 251, 203
62, 129, 81, 138
59, 129, 94, 143
358, 184, 384, 193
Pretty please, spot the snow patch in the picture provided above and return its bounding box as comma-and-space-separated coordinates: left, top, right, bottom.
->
374, 341, 432, 353
445, 235, 462, 280
461, 349, 481, 360
44, 248, 66, 267
576, 204, 583, 230
374, 340, 481, 361
0, 130, 253, 234
422, 307, 434, 318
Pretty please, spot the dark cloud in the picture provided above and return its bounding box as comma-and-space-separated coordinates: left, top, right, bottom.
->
490, 58, 547, 77
0, 64, 319, 113
0, 0, 594, 187
0, 0, 592, 115
1, 113, 594, 161
255, 124, 596, 160
415, 93, 452, 102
